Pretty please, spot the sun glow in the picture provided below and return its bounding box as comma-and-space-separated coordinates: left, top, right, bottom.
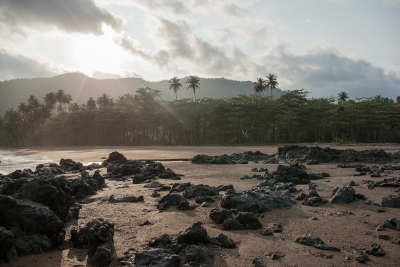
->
72, 28, 124, 76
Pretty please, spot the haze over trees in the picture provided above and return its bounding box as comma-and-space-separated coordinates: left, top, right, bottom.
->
0, 86, 399, 146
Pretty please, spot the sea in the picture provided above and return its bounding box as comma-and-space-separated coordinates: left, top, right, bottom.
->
0, 150, 53, 175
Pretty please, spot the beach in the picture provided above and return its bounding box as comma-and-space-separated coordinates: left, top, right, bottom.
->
2, 144, 400, 267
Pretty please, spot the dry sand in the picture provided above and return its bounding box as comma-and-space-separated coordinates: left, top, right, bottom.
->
4, 144, 400, 267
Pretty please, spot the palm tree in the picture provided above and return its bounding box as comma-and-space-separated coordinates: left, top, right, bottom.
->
338, 92, 349, 105
169, 76, 182, 100
55, 90, 66, 113
43, 92, 57, 115
185, 76, 200, 102
253, 78, 266, 94
87, 97, 97, 110
265, 74, 279, 100
96, 93, 113, 108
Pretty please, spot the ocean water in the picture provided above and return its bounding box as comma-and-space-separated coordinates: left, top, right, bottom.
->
0, 150, 52, 175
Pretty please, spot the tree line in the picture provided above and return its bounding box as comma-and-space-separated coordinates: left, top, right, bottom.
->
1, 75, 400, 146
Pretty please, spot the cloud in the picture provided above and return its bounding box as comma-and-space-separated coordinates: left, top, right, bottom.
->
114, 36, 152, 60
263, 46, 400, 99
0, 49, 63, 81
0, 0, 122, 35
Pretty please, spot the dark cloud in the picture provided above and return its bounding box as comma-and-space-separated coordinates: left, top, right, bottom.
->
0, 49, 61, 81
264, 46, 400, 99
114, 36, 152, 60
157, 17, 193, 59
0, 0, 122, 35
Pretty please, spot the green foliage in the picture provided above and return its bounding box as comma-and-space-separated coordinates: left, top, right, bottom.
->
1, 88, 400, 146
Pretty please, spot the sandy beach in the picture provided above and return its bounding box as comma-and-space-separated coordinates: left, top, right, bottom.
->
2, 144, 400, 267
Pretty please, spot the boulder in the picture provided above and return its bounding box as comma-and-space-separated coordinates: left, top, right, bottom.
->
179, 245, 214, 266
365, 243, 385, 256
0, 227, 17, 263
157, 194, 185, 210
177, 222, 208, 244
209, 208, 232, 224
182, 184, 219, 199
381, 193, 400, 208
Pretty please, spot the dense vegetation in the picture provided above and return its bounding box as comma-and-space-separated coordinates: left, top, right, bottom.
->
1, 85, 400, 146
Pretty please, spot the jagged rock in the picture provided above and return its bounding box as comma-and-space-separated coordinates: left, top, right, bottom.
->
179, 245, 214, 266
177, 199, 191, 210
209, 233, 236, 248
71, 219, 114, 267
157, 194, 184, 210
295, 235, 340, 251
260, 229, 274, 236
148, 234, 173, 248
177, 222, 208, 244
0, 195, 64, 240
381, 218, 400, 231
220, 188, 293, 213
209, 208, 233, 224
109, 194, 143, 203
159, 168, 179, 179
171, 183, 192, 192
381, 193, 400, 208
236, 212, 263, 230
10, 176, 72, 222
121, 247, 180, 267
355, 252, 370, 263
330, 186, 362, 204
365, 243, 385, 256
252, 258, 267, 267
182, 184, 219, 199
195, 195, 215, 204
59, 158, 84, 171
132, 174, 148, 184
218, 184, 234, 191
0, 227, 17, 263
378, 234, 390, 240
222, 218, 244, 230
104, 151, 127, 163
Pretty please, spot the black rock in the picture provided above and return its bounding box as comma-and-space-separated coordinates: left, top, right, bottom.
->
381, 193, 400, 208
222, 218, 244, 230
177, 222, 208, 244
176, 199, 191, 210
295, 235, 340, 251
182, 184, 219, 199
148, 234, 173, 248
252, 257, 267, 267
236, 212, 263, 230
365, 243, 385, 256
209, 233, 236, 248
209, 208, 232, 224
179, 244, 214, 266
0, 227, 17, 263
157, 194, 184, 210
123, 247, 180, 267
330, 186, 357, 204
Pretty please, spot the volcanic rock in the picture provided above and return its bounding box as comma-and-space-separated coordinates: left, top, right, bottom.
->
381, 193, 400, 208
177, 222, 208, 244
121, 247, 180, 267
365, 243, 385, 256
295, 235, 340, 251
220, 188, 293, 213
157, 193, 185, 210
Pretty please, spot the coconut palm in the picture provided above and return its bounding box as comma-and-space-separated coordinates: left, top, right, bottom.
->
338, 92, 349, 105
265, 74, 279, 100
185, 75, 200, 102
169, 76, 182, 100
253, 78, 266, 94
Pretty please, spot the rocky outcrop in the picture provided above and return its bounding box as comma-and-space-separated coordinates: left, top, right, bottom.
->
71, 219, 115, 267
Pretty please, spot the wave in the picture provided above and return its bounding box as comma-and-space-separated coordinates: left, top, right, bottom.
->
0, 150, 52, 175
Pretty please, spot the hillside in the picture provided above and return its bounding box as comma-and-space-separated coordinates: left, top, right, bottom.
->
0, 73, 284, 116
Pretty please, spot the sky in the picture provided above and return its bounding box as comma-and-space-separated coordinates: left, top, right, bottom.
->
0, 0, 399, 99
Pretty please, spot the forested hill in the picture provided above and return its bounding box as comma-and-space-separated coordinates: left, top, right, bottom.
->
0, 73, 284, 116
